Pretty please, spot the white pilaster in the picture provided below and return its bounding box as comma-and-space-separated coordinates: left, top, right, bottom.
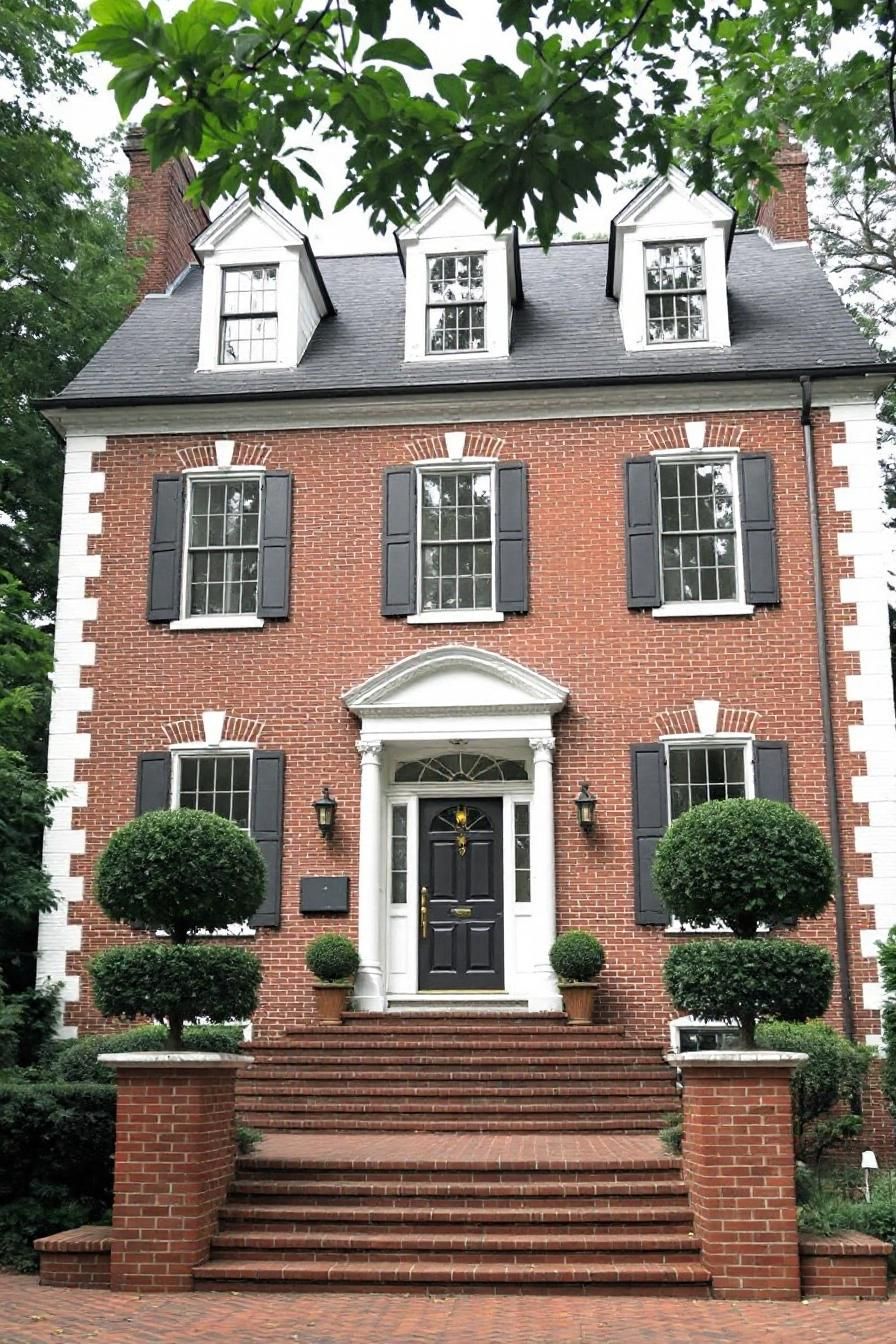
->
355, 739, 386, 1011
528, 735, 562, 1011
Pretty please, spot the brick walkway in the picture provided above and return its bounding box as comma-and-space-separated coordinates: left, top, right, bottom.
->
1, 1274, 892, 1343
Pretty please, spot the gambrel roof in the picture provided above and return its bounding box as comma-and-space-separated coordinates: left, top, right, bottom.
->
46, 231, 883, 411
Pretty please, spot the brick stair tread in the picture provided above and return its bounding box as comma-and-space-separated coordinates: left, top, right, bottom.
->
246, 1048, 663, 1063
238, 1082, 675, 1099
282, 1022, 626, 1036
236, 1096, 671, 1115
242, 1117, 667, 1133
238, 1153, 681, 1174
228, 1180, 689, 1201
238, 1069, 674, 1085
220, 1202, 691, 1226
193, 1256, 710, 1285
211, 1229, 699, 1253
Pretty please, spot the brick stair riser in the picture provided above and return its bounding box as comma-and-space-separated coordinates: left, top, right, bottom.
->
209, 1246, 700, 1266
238, 1069, 674, 1088
237, 1079, 675, 1096
237, 1116, 668, 1133
236, 1159, 683, 1177
244, 1050, 664, 1066
252, 1039, 646, 1054
227, 1181, 689, 1203
236, 1096, 672, 1116
218, 1215, 692, 1236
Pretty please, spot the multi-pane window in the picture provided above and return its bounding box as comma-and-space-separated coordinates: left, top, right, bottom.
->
427, 253, 485, 354
667, 745, 747, 821
420, 469, 493, 612
187, 478, 260, 617
514, 803, 531, 903
645, 243, 706, 344
220, 266, 278, 364
390, 805, 408, 905
659, 460, 738, 603
178, 754, 251, 829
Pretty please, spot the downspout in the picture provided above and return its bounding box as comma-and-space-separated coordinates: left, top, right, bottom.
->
800, 374, 855, 1041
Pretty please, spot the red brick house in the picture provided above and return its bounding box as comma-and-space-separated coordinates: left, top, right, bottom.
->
36, 132, 896, 1058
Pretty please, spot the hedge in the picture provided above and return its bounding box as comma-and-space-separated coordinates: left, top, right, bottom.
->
47, 1023, 246, 1084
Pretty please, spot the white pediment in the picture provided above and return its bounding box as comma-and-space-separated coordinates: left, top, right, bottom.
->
193, 195, 308, 256
343, 646, 569, 719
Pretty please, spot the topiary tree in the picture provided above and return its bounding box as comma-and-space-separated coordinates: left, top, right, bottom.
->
306, 934, 360, 984
89, 810, 265, 1049
656, 798, 836, 1048
549, 931, 605, 983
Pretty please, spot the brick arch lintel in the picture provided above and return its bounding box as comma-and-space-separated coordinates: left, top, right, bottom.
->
175, 443, 272, 469
404, 432, 506, 462
646, 423, 744, 453
654, 703, 760, 737
161, 713, 266, 747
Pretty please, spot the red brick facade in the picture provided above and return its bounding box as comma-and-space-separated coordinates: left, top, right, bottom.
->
123, 129, 209, 300
60, 403, 881, 1047
755, 132, 810, 244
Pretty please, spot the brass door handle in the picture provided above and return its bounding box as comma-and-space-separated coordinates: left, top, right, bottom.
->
420, 886, 429, 939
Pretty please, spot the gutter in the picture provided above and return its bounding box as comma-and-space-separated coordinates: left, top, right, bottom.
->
800, 373, 855, 1041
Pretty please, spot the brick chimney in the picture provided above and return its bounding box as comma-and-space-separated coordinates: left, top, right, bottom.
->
755, 130, 809, 244
124, 126, 211, 300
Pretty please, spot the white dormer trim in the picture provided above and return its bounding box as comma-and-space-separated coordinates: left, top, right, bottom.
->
193, 196, 332, 373
608, 168, 735, 354
397, 186, 520, 364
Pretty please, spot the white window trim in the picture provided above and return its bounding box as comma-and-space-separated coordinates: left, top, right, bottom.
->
168, 744, 257, 938
425, 251, 487, 358
668, 1015, 738, 1052
652, 450, 750, 619
218, 263, 280, 368
197, 244, 311, 373
177, 472, 265, 629
413, 460, 501, 623
662, 735, 756, 935
643, 241, 708, 348
403, 233, 513, 363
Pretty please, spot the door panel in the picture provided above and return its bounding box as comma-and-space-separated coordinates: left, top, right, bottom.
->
418, 798, 504, 991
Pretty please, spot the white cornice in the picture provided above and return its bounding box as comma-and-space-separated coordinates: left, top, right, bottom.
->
44, 375, 886, 438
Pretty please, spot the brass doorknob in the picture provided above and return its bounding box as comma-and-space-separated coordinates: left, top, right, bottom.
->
420, 886, 429, 938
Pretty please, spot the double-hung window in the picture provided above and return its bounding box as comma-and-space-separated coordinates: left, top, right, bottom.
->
186, 477, 261, 618
645, 243, 706, 344
177, 752, 252, 829
667, 743, 748, 820
419, 467, 494, 613
427, 253, 486, 354
220, 265, 278, 364
658, 459, 738, 604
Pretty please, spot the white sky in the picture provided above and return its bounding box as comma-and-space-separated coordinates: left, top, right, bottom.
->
59, 0, 630, 254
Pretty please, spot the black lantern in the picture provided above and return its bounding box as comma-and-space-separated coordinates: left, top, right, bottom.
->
313, 786, 337, 838
574, 781, 597, 833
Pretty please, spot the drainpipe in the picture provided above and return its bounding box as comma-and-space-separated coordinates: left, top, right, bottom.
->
800, 374, 855, 1041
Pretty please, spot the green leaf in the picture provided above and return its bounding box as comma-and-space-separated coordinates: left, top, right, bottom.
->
109, 64, 152, 118
361, 37, 431, 69
268, 160, 298, 209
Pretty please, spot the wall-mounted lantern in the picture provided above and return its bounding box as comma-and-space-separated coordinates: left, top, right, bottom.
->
312, 786, 337, 839
574, 781, 597, 833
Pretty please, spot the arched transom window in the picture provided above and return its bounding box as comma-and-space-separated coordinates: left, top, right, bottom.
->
394, 751, 529, 783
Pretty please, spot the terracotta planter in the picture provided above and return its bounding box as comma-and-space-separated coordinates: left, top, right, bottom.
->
312, 982, 352, 1025
560, 982, 597, 1025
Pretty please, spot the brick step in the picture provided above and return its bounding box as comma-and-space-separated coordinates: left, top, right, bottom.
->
246, 1046, 662, 1063
228, 1178, 689, 1203
239, 1064, 674, 1083
193, 1256, 711, 1295
239, 1115, 668, 1133
271, 1031, 631, 1048
219, 1202, 691, 1230
237, 1080, 676, 1099
238, 1154, 683, 1176
342, 1012, 570, 1023
283, 1021, 624, 1035
235, 1095, 672, 1117
209, 1229, 700, 1260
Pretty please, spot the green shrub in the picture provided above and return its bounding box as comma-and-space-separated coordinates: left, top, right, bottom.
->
658, 1111, 683, 1156
0, 982, 62, 1068
653, 798, 835, 937
46, 1024, 245, 1084
664, 939, 834, 1048
236, 1124, 263, 1155
306, 934, 360, 984
549, 930, 605, 982
881, 1002, 896, 1121
798, 1171, 896, 1268
755, 1020, 873, 1163
0, 1193, 110, 1274
90, 943, 261, 1050
95, 808, 266, 939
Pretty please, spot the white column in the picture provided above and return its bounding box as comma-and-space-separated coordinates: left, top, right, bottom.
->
354, 738, 386, 1011
529, 734, 562, 1011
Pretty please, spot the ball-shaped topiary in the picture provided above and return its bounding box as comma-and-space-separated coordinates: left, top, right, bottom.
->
664, 938, 835, 1049
653, 798, 835, 937
95, 808, 266, 941
549, 931, 606, 983
306, 934, 360, 984
90, 943, 262, 1050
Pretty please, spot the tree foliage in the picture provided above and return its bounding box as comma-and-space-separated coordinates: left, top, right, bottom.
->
305, 933, 360, 983
549, 930, 605, 983
79, 1, 896, 245
653, 798, 835, 938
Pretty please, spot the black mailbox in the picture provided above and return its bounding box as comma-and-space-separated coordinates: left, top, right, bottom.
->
300, 876, 350, 914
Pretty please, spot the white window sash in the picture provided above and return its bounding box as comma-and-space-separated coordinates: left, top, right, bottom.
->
180, 473, 264, 621
415, 462, 498, 617
655, 452, 746, 609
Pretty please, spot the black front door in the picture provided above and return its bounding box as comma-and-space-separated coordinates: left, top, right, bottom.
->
418, 798, 504, 991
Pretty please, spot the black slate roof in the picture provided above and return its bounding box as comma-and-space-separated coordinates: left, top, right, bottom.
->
48, 232, 885, 409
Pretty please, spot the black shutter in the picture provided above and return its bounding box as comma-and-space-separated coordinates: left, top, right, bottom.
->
250, 750, 285, 928
754, 741, 791, 804
495, 462, 529, 613
738, 454, 779, 605
258, 471, 292, 619
624, 459, 661, 609
631, 744, 669, 925
381, 467, 416, 615
135, 752, 171, 815
147, 474, 184, 622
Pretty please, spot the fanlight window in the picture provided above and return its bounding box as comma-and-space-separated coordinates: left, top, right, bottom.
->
394, 752, 529, 783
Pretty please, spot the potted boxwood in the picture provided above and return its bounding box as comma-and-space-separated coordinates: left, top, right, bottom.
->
656, 798, 836, 1048
549, 930, 605, 1024
306, 934, 360, 1024
88, 808, 265, 1048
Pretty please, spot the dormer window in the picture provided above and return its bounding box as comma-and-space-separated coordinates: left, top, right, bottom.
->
220, 265, 278, 364
427, 253, 486, 354
645, 243, 706, 344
